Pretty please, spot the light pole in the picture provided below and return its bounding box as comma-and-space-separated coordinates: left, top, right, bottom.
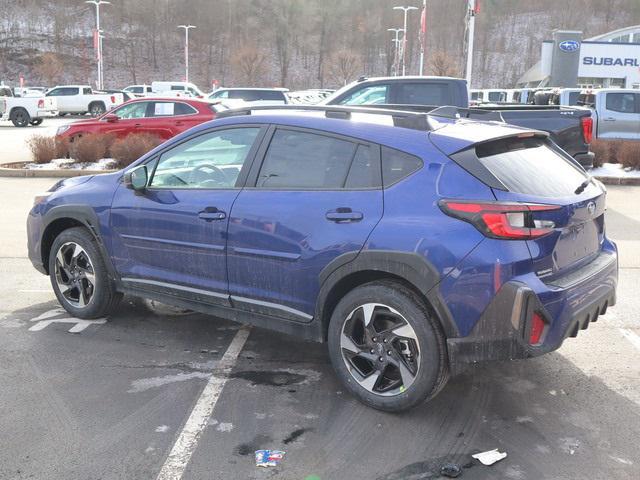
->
465, 0, 477, 86
393, 5, 418, 76
178, 25, 196, 83
387, 28, 404, 76
85, 0, 110, 90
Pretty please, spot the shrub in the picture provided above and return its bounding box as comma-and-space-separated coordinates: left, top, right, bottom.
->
618, 141, 640, 170
28, 135, 60, 164
607, 139, 624, 164
69, 133, 115, 163
590, 139, 607, 168
110, 133, 163, 168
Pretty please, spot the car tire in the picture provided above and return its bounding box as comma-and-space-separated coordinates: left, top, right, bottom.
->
327, 280, 448, 412
10, 108, 30, 127
88, 102, 106, 117
48, 227, 122, 319
29, 118, 43, 126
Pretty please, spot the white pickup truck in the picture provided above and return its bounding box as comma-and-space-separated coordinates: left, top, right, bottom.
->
45, 85, 124, 116
578, 88, 640, 140
0, 86, 58, 127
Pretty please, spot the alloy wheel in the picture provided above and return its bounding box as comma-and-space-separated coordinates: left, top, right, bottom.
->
54, 242, 96, 308
340, 303, 421, 396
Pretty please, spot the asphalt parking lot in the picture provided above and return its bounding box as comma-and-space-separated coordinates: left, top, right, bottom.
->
1, 176, 639, 480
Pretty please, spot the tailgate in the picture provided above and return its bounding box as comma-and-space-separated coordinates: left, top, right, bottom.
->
474, 135, 605, 278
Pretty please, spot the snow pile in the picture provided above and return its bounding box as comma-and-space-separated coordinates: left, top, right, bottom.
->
25, 158, 118, 171
591, 163, 640, 179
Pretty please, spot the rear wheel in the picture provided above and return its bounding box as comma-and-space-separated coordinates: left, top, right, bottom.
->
48, 227, 121, 319
328, 281, 448, 412
10, 108, 30, 127
88, 102, 106, 117
29, 118, 43, 126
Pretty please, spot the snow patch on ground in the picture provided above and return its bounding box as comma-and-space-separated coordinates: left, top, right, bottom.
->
25, 158, 117, 170
591, 163, 640, 178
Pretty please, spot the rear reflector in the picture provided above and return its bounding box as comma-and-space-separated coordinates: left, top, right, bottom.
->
439, 200, 560, 240
581, 116, 593, 144
529, 312, 546, 345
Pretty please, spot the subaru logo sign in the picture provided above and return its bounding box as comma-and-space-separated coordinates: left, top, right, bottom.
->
559, 40, 580, 52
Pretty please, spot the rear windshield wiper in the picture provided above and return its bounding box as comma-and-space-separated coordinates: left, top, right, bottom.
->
574, 177, 592, 194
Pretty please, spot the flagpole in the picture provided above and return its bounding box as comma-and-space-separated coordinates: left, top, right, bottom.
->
419, 0, 426, 76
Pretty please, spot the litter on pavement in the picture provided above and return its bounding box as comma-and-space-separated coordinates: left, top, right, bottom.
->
440, 463, 462, 477
471, 449, 507, 466
255, 449, 285, 467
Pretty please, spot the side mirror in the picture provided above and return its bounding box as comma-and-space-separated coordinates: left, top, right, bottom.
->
124, 165, 148, 191
104, 113, 119, 122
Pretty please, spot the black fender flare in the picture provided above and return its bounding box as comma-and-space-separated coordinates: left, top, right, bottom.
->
41, 204, 118, 279
314, 250, 459, 340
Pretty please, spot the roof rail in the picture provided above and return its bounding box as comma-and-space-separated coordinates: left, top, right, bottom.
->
215, 104, 434, 131
429, 106, 504, 122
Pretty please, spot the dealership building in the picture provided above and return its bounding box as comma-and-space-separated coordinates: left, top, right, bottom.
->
517, 25, 640, 89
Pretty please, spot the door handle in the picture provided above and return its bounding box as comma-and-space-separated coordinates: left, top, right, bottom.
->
198, 207, 226, 221
326, 208, 363, 223
134, 123, 142, 127
603, 117, 616, 121
175, 121, 184, 126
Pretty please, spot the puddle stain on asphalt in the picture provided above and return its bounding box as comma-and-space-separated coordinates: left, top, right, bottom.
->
230, 370, 307, 387
375, 455, 478, 480
230, 368, 322, 387
235, 434, 273, 456
283, 428, 310, 444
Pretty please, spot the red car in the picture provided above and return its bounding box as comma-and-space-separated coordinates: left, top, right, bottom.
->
55, 97, 218, 141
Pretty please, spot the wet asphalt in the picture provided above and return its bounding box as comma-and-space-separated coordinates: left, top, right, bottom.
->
0, 177, 639, 480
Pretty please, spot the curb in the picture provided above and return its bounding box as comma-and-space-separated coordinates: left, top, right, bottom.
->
594, 176, 640, 186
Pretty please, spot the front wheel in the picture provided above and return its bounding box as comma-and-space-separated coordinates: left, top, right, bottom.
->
29, 118, 43, 126
328, 281, 448, 412
49, 227, 121, 319
10, 108, 30, 127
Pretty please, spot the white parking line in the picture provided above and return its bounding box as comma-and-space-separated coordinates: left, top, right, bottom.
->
156, 326, 250, 480
620, 328, 640, 352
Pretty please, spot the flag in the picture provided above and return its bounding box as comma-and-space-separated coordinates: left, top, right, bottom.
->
93, 29, 100, 60
474, 0, 481, 14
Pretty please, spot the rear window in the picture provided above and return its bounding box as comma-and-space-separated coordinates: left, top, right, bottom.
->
396, 83, 451, 105
476, 137, 587, 197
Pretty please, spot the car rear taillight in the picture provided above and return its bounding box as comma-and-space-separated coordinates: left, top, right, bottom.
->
110, 95, 116, 103
38, 99, 44, 108
529, 312, 546, 345
439, 200, 560, 240
581, 116, 593, 144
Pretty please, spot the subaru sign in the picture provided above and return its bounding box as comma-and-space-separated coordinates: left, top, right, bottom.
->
559, 40, 580, 52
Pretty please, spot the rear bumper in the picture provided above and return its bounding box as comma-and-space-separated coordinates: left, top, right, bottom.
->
574, 151, 595, 169
36, 110, 58, 118
447, 246, 617, 374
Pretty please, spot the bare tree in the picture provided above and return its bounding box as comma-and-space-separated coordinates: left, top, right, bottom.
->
35, 52, 64, 85
231, 44, 267, 85
429, 50, 459, 77
327, 49, 361, 86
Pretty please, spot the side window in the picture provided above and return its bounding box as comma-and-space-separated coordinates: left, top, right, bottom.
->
66, 88, 79, 96
396, 83, 451, 105
338, 85, 389, 105
381, 146, 423, 187
210, 90, 228, 99
605, 93, 636, 113
46, 88, 60, 96
83, 87, 92, 95
345, 145, 381, 188
112, 102, 149, 119
151, 101, 176, 116
257, 130, 356, 188
171, 85, 185, 91
130, 86, 142, 94
149, 128, 260, 189
174, 102, 198, 115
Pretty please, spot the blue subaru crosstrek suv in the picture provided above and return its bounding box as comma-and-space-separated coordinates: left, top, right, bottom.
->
27, 105, 618, 411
